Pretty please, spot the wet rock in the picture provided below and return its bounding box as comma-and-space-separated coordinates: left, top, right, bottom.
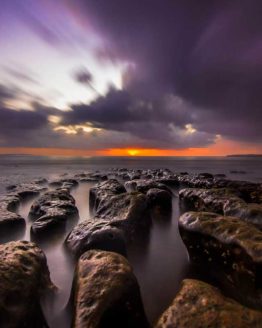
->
66, 191, 150, 257
156, 279, 262, 328
125, 179, 171, 194
179, 188, 239, 214
179, 212, 262, 307
0, 240, 55, 328
224, 198, 262, 229
155, 177, 179, 187
65, 219, 126, 258
198, 172, 214, 179
70, 250, 149, 328
0, 194, 25, 228
176, 173, 215, 188
179, 188, 262, 229
146, 188, 172, 211
49, 178, 78, 189
33, 178, 48, 185
29, 189, 79, 234
89, 179, 126, 212
95, 191, 148, 222
7, 182, 47, 200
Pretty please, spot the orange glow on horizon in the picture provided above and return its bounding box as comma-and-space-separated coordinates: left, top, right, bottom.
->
0, 139, 261, 157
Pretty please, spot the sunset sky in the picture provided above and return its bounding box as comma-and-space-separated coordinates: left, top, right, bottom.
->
0, 0, 261, 156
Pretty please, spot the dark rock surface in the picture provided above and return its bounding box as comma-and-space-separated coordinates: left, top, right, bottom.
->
70, 250, 149, 328
65, 219, 126, 258
90, 179, 126, 212
179, 188, 240, 214
146, 188, 172, 212
179, 188, 262, 229
66, 191, 151, 258
29, 189, 79, 234
0, 241, 55, 328
6, 182, 47, 199
0, 194, 25, 228
125, 179, 171, 194
179, 211, 262, 307
155, 279, 262, 328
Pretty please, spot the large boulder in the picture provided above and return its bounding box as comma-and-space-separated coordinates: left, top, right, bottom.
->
0, 241, 55, 328
95, 192, 149, 223
179, 188, 262, 229
65, 191, 151, 258
89, 179, 126, 212
179, 188, 239, 214
29, 189, 79, 235
70, 250, 149, 328
65, 219, 126, 258
179, 212, 262, 307
155, 279, 262, 328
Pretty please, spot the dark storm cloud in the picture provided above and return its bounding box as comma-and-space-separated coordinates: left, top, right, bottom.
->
0, 107, 47, 131
67, 0, 262, 142
0, 84, 19, 102
61, 87, 215, 148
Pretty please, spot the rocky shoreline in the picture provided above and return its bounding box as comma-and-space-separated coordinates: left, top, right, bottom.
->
0, 168, 261, 327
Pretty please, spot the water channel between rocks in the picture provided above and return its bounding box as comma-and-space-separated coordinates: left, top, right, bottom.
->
16, 182, 189, 327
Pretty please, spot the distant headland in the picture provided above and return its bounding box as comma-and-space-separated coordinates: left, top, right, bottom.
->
227, 154, 262, 157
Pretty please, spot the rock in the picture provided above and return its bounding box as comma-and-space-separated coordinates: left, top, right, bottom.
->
0, 241, 55, 327
66, 191, 150, 257
89, 179, 126, 212
179, 212, 262, 307
0, 194, 25, 229
65, 219, 126, 258
70, 250, 149, 328
146, 188, 172, 211
7, 183, 47, 200
179, 188, 262, 229
179, 188, 239, 214
29, 189, 79, 235
155, 177, 179, 187
49, 178, 79, 190
125, 179, 171, 194
33, 178, 48, 185
155, 279, 262, 328
198, 173, 214, 179
95, 192, 149, 224
224, 198, 262, 229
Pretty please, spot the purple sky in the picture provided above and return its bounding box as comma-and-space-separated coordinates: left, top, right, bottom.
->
0, 0, 261, 154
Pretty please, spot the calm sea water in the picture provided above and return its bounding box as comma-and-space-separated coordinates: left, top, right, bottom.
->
0, 155, 261, 326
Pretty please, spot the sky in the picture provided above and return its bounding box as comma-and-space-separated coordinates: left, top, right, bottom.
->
0, 0, 261, 156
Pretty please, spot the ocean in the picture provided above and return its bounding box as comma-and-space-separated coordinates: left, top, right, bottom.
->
0, 155, 261, 326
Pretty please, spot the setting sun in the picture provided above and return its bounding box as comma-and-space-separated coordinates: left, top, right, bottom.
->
127, 149, 140, 156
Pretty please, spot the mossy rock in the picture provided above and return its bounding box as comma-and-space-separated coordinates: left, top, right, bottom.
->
70, 250, 149, 328
0, 240, 55, 327
179, 211, 262, 308
156, 279, 262, 328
